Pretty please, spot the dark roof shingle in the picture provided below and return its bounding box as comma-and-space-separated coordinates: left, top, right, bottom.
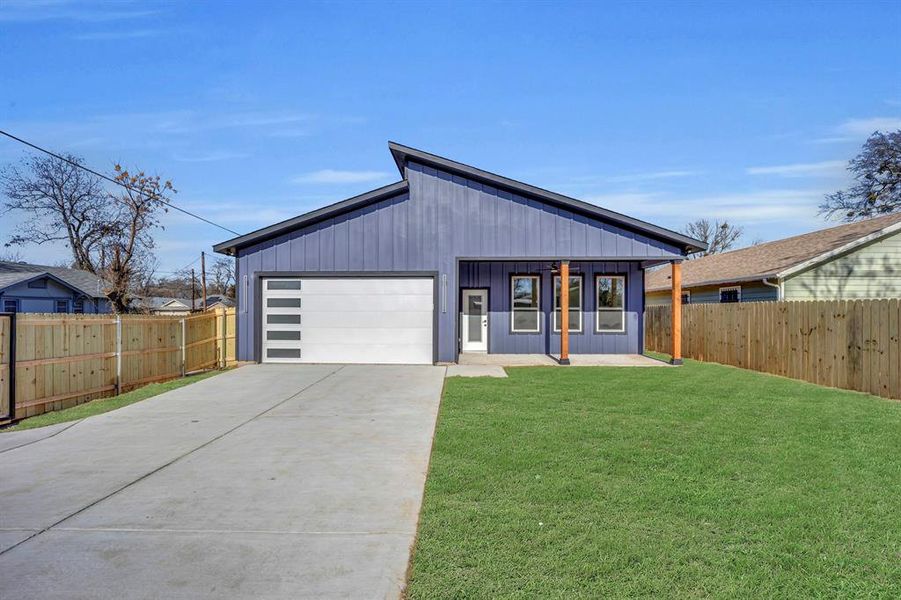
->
0, 261, 107, 298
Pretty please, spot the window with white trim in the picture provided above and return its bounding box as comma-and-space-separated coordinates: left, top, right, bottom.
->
511, 275, 540, 332
595, 275, 625, 332
719, 286, 741, 303
553, 275, 582, 332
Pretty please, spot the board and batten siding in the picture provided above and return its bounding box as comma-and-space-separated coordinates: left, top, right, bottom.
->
236, 160, 683, 362
459, 260, 643, 354
783, 231, 901, 300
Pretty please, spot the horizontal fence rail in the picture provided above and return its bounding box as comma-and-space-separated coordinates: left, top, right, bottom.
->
645, 300, 901, 400
2, 307, 236, 422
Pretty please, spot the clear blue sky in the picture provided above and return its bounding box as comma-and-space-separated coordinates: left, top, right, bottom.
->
2, 0, 899, 273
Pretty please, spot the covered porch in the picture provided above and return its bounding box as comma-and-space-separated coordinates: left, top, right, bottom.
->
456, 258, 683, 365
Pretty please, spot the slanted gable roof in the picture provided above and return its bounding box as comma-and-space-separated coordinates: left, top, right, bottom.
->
0, 261, 106, 298
213, 181, 408, 254
388, 142, 705, 254
645, 213, 901, 292
214, 142, 706, 255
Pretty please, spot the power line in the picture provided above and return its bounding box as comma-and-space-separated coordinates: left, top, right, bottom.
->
0, 129, 241, 236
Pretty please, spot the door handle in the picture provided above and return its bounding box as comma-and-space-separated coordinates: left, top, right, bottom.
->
482, 319, 488, 326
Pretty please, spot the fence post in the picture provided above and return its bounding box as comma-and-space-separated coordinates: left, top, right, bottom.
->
218, 308, 226, 368
180, 318, 186, 377
6, 312, 16, 422
115, 314, 122, 395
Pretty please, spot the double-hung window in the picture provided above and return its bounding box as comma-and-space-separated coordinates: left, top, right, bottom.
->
719, 286, 741, 303
595, 275, 625, 332
553, 275, 582, 332
55, 300, 69, 313
73, 299, 85, 314
3, 299, 18, 313
511, 275, 540, 332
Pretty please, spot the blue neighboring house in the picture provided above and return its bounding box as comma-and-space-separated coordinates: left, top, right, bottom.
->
213, 142, 704, 365
0, 261, 111, 314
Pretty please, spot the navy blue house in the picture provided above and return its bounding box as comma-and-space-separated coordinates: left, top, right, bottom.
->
0, 261, 110, 314
214, 143, 703, 365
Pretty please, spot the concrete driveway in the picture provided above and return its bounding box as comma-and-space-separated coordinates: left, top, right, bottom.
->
0, 364, 446, 599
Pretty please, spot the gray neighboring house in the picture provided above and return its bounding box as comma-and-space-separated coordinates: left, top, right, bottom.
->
214, 142, 704, 365
137, 297, 194, 315
646, 213, 901, 305
0, 260, 110, 314
136, 294, 235, 315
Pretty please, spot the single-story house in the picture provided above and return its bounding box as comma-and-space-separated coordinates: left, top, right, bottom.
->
213, 142, 705, 365
205, 294, 235, 310
646, 212, 901, 305
135, 294, 234, 315
136, 297, 195, 315
0, 260, 110, 314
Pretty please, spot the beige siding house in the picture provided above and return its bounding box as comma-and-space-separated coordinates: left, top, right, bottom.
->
646, 213, 901, 305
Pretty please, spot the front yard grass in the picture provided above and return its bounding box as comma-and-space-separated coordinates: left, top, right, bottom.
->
407, 359, 900, 598
3, 370, 224, 432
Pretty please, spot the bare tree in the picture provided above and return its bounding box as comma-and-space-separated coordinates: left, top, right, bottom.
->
820, 130, 901, 221
209, 257, 236, 297
1, 153, 107, 270
0, 248, 24, 262
143, 272, 194, 300
1, 153, 175, 312
682, 218, 744, 258
96, 164, 174, 312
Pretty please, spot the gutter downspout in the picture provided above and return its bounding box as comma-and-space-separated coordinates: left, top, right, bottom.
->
762, 277, 782, 301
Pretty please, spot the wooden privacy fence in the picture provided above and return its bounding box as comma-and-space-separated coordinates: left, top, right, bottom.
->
2, 307, 236, 422
644, 300, 901, 400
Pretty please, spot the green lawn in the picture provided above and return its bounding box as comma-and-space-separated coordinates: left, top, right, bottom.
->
407, 360, 901, 599
3, 370, 225, 432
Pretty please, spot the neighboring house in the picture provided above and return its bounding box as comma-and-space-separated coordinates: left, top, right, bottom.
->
205, 294, 235, 310
137, 297, 194, 315
136, 294, 235, 315
213, 142, 704, 365
645, 213, 901, 305
0, 261, 110, 314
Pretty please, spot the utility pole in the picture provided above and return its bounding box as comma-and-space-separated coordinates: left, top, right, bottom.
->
201, 251, 208, 310
191, 268, 196, 313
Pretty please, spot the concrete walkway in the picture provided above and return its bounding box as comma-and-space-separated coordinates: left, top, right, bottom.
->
0, 364, 446, 599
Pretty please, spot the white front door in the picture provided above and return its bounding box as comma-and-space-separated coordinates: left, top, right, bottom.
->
461, 289, 488, 352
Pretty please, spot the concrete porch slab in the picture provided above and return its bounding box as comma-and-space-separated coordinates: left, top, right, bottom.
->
458, 353, 671, 367
446, 365, 508, 378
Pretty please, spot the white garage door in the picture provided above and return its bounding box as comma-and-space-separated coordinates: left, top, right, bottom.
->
261, 277, 434, 364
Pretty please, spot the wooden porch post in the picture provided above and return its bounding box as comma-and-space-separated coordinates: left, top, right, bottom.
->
671, 260, 683, 365
560, 260, 570, 365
